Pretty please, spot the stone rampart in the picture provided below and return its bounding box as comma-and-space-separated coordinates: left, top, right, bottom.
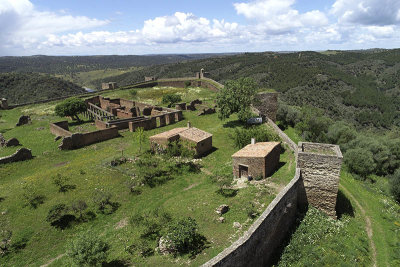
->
266, 118, 298, 155
0, 148, 33, 164
203, 168, 304, 267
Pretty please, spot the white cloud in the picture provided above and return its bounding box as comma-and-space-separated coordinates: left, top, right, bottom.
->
332, 0, 400, 25
0, 0, 108, 53
234, 0, 328, 34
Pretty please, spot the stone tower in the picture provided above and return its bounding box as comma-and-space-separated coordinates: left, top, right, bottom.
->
297, 142, 343, 218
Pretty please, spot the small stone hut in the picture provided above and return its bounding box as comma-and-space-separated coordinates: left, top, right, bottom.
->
232, 141, 281, 179
101, 82, 118, 90
149, 122, 212, 156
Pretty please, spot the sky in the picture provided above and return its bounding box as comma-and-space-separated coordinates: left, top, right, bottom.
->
0, 0, 399, 56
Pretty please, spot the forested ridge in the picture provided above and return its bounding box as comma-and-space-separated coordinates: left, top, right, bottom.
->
0, 73, 85, 104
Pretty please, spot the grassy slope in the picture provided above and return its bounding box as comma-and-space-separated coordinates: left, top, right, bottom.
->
0, 86, 295, 266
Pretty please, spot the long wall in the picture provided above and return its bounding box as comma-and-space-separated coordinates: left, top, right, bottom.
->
59, 127, 119, 150
203, 169, 305, 266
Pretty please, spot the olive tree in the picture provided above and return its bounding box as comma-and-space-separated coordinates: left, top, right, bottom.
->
55, 98, 86, 121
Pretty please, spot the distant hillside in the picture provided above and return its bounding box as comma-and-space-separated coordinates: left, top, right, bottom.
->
0, 54, 232, 74
94, 49, 400, 129
0, 73, 85, 104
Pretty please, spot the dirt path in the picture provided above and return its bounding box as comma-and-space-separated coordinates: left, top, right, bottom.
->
340, 185, 377, 267
40, 253, 65, 267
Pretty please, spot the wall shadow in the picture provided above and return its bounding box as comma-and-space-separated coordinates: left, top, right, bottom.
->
200, 146, 218, 158
335, 189, 355, 219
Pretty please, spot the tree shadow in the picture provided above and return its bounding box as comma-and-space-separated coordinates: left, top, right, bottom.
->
223, 120, 245, 128
181, 233, 210, 259
0, 196, 5, 202
60, 184, 77, 193
335, 189, 355, 219
102, 260, 130, 267
216, 188, 238, 198
51, 214, 77, 230
99, 202, 121, 215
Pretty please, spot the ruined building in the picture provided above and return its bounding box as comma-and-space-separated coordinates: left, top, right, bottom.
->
101, 82, 118, 90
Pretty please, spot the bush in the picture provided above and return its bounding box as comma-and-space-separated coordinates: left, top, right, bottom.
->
230, 126, 280, 148
130, 89, 138, 97
164, 217, 206, 255
71, 200, 88, 220
46, 204, 75, 228
92, 189, 119, 214
162, 94, 182, 106
344, 148, 376, 179
390, 169, 400, 203
130, 209, 172, 240
66, 231, 109, 267
165, 140, 195, 158
52, 174, 75, 193
21, 182, 45, 209
185, 81, 191, 87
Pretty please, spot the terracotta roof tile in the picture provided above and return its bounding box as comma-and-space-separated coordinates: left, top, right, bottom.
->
232, 142, 280, 158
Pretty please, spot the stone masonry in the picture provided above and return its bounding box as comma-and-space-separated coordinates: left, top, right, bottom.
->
297, 142, 343, 218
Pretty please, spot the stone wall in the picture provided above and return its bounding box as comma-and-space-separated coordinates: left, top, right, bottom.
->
253, 92, 279, 122
59, 127, 119, 150
203, 169, 305, 267
232, 156, 265, 178
49, 121, 72, 137
265, 144, 281, 177
266, 118, 298, 155
0, 148, 33, 164
297, 142, 342, 218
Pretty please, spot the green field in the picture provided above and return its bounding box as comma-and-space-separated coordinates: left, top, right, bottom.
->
0, 86, 295, 266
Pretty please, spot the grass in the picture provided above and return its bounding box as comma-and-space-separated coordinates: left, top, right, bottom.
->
0, 86, 295, 266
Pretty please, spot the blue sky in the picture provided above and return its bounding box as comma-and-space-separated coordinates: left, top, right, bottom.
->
1, 0, 399, 55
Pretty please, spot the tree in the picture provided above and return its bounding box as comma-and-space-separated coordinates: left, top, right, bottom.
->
390, 169, 400, 203
55, 98, 86, 121
66, 231, 109, 266
216, 77, 257, 122
162, 94, 182, 107
344, 148, 376, 179
135, 127, 145, 153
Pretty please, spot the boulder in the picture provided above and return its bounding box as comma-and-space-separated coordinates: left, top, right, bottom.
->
16, 115, 31, 126
4, 138, 20, 147
217, 217, 225, 223
216, 204, 229, 215
0, 148, 33, 164
233, 222, 242, 229
0, 134, 5, 146
158, 236, 176, 255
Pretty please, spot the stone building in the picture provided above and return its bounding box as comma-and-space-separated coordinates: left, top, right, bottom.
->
101, 82, 118, 90
232, 141, 281, 179
195, 68, 210, 79
149, 122, 212, 156
297, 142, 343, 218
144, 76, 156, 82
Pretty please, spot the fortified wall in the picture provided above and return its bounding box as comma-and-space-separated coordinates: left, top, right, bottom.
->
203, 117, 342, 266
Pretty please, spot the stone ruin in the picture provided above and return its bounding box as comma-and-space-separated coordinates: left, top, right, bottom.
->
0, 134, 20, 147
0, 148, 33, 164
144, 76, 156, 82
83, 96, 183, 132
175, 99, 216, 116
297, 142, 343, 218
195, 68, 211, 79
0, 98, 8, 110
101, 82, 118, 90
16, 115, 31, 126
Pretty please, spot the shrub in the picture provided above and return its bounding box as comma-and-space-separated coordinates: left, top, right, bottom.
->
344, 148, 376, 179
164, 217, 206, 255
130, 89, 138, 97
92, 189, 119, 214
52, 174, 75, 193
162, 94, 182, 106
185, 81, 191, 87
46, 204, 75, 228
230, 126, 280, 149
130, 209, 172, 240
66, 231, 109, 267
21, 182, 45, 209
71, 200, 88, 220
390, 169, 400, 203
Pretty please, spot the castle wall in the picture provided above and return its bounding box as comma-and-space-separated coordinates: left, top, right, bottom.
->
203, 169, 304, 267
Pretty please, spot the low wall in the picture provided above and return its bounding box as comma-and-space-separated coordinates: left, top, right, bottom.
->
59, 127, 119, 150
0, 148, 33, 164
203, 169, 304, 267
49, 121, 72, 137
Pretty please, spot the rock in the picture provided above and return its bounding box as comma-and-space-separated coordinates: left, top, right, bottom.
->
158, 236, 176, 255
233, 222, 242, 229
4, 138, 20, 147
217, 217, 225, 223
216, 204, 229, 215
54, 136, 62, 141
16, 115, 31, 126
0, 134, 5, 146
198, 107, 216, 116
36, 127, 45, 131
0, 148, 33, 164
